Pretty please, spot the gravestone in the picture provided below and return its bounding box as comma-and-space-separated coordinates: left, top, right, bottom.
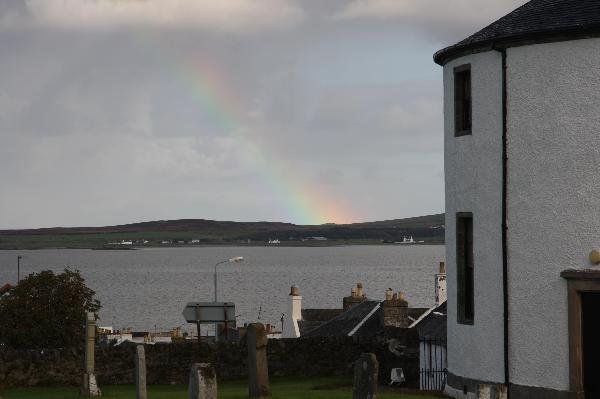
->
188, 363, 217, 399
81, 312, 101, 397
247, 323, 271, 399
352, 353, 378, 399
135, 345, 147, 399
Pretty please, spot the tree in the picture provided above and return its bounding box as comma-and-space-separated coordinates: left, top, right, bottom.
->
0, 268, 101, 349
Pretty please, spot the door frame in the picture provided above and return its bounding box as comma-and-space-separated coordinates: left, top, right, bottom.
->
561, 269, 600, 399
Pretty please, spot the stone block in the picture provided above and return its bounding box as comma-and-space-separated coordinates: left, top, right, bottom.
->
188, 363, 217, 399
135, 345, 147, 399
247, 323, 271, 399
353, 353, 378, 399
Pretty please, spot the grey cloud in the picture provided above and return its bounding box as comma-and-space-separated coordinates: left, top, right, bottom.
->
3, 0, 304, 33
335, 0, 527, 44
0, 2, 447, 228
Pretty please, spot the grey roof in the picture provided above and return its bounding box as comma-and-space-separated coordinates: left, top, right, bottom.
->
301, 308, 345, 322
435, 0, 600, 65
298, 308, 346, 335
408, 307, 429, 321
414, 302, 446, 340
302, 301, 381, 338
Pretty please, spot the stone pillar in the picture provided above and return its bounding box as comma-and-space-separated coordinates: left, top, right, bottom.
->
135, 345, 147, 399
353, 353, 378, 399
81, 312, 101, 397
247, 323, 271, 399
188, 363, 217, 399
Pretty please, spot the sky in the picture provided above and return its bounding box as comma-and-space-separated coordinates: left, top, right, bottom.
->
0, 0, 525, 228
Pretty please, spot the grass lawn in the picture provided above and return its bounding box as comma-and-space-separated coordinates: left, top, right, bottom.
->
0, 377, 443, 399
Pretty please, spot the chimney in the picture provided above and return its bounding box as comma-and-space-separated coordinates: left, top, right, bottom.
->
381, 290, 409, 328
283, 285, 302, 338
343, 282, 367, 310
385, 288, 393, 301
435, 261, 447, 306
356, 282, 364, 297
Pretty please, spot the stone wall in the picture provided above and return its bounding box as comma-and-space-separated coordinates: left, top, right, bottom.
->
0, 332, 419, 389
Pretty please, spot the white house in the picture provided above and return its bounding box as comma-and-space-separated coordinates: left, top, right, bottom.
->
435, 1, 600, 398
410, 262, 448, 391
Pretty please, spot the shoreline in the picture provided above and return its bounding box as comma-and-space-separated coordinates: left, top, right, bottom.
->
0, 241, 445, 251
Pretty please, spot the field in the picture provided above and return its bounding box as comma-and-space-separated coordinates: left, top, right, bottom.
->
0, 377, 445, 399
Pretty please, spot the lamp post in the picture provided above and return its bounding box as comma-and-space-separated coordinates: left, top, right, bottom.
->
213, 256, 244, 302
17, 255, 22, 284
212, 256, 243, 342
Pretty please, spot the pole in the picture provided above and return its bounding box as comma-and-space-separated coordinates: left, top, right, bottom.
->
213, 260, 226, 343
214, 264, 218, 302
196, 321, 201, 345
17, 256, 22, 284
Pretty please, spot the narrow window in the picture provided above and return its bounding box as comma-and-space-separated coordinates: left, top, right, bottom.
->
454, 65, 471, 136
456, 212, 474, 324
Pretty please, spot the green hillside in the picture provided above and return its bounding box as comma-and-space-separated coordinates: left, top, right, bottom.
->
0, 214, 445, 249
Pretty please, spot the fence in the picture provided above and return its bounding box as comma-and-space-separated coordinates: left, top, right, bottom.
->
419, 337, 447, 391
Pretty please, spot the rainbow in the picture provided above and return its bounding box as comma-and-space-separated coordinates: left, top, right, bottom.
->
162, 53, 359, 225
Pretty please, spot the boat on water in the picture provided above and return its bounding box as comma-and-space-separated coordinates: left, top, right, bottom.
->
395, 236, 424, 244
395, 236, 415, 244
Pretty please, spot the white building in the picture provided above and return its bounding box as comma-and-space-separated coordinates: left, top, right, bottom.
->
282, 285, 302, 338
436, 1, 600, 398
410, 262, 448, 391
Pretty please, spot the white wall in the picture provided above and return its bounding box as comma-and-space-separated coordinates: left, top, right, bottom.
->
283, 294, 302, 338
506, 38, 600, 391
444, 50, 505, 384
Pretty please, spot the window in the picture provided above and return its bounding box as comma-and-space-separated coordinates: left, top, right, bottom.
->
454, 65, 471, 136
456, 212, 474, 324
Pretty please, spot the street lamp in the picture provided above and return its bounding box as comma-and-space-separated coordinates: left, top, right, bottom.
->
213, 256, 244, 302
17, 256, 22, 284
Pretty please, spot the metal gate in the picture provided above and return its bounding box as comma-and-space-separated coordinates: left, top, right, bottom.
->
419, 337, 447, 391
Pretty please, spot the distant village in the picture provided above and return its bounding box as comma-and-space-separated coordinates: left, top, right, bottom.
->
106, 235, 427, 247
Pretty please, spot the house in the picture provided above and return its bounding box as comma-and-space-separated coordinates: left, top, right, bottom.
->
408, 262, 447, 391
282, 282, 430, 338
412, 302, 447, 391
0, 283, 13, 296
434, 1, 600, 397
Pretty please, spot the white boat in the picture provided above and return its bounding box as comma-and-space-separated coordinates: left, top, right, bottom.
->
395, 236, 416, 244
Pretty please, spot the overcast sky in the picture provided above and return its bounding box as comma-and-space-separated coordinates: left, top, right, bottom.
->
0, 0, 525, 228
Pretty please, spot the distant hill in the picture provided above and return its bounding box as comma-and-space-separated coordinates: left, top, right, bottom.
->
0, 214, 445, 249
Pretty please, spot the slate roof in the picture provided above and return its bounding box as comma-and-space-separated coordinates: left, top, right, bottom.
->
301, 308, 345, 322
435, 0, 600, 65
298, 308, 346, 336
413, 301, 447, 340
302, 301, 381, 338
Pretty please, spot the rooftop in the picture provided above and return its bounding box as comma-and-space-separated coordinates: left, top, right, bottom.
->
435, 0, 600, 65
302, 301, 381, 338
413, 301, 447, 339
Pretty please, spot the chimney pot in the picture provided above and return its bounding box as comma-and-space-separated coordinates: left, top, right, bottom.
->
356, 282, 364, 297
385, 288, 393, 301
290, 285, 300, 296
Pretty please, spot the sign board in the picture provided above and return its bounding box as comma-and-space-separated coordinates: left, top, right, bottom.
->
182, 302, 236, 323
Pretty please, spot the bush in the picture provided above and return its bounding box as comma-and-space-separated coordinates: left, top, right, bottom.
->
0, 268, 101, 349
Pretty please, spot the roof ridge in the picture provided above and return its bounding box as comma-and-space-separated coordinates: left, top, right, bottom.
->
435, 0, 600, 65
